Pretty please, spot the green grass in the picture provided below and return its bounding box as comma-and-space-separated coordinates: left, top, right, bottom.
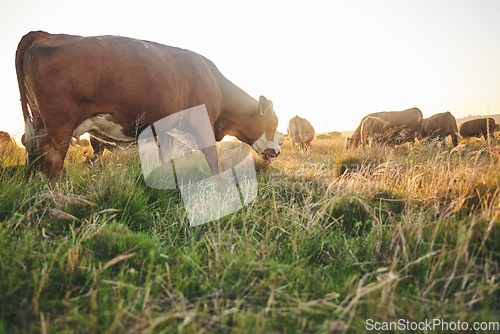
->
0, 137, 499, 333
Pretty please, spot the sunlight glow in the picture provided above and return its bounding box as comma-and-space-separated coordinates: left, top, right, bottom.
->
1, 0, 499, 136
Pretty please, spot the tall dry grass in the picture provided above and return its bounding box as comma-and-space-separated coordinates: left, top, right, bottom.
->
0, 135, 498, 333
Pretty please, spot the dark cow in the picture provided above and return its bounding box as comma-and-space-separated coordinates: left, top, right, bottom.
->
458, 118, 496, 141
287, 115, 315, 154
16, 31, 280, 178
345, 107, 423, 149
417, 111, 461, 147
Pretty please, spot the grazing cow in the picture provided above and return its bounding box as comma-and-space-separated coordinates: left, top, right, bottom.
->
287, 115, 315, 154
458, 118, 496, 141
345, 107, 423, 149
16, 31, 280, 178
417, 111, 461, 147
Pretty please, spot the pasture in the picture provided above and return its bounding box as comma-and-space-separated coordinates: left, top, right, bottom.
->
0, 135, 499, 333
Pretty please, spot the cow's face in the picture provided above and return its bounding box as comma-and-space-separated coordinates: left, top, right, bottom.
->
250, 96, 280, 162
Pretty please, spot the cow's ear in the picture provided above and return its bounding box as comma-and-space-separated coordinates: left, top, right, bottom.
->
259, 95, 268, 115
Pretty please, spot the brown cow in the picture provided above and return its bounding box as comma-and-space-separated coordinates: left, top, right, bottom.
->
287, 115, 315, 154
16, 31, 280, 178
345, 107, 423, 149
458, 118, 496, 141
417, 111, 461, 147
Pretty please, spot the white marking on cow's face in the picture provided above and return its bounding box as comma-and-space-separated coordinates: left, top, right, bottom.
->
251, 132, 280, 160
73, 115, 134, 142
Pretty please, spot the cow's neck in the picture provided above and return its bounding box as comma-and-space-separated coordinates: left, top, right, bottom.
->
215, 84, 259, 144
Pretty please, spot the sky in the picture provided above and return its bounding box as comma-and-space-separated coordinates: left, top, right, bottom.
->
1, 0, 500, 138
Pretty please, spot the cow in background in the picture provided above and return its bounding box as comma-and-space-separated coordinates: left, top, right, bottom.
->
345, 107, 423, 149
287, 116, 315, 154
417, 111, 461, 147
459, 118, 497, 141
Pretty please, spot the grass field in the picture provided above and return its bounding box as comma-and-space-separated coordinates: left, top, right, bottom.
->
0, 136, 499, 333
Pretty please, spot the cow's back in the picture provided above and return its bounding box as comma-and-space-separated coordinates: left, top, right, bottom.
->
361, 117, 388, 136
20, 32, 223, 134
370, 108, 423, 127
349, 107, 423, 147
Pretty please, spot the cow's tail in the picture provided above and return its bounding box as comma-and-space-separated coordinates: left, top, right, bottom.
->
16, 31, 44, 176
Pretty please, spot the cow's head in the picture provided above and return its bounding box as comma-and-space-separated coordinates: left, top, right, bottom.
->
248, 96, 280, 162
